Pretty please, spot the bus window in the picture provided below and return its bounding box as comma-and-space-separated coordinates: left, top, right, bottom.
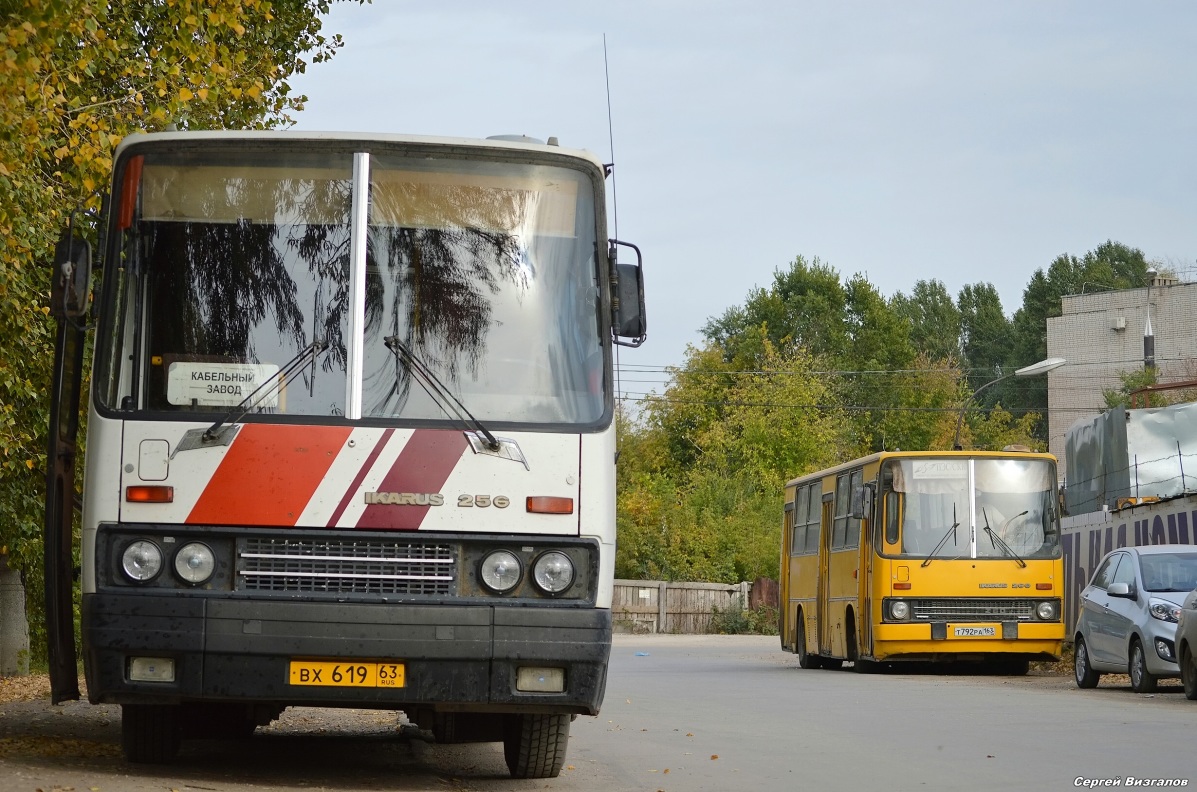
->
832, 475, 850, 549
805, 485, 821, 553
845, 469, 863, 549
787, 500, 802, 555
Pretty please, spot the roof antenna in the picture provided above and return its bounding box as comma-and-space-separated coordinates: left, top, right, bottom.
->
603, 33, 618, 239
604, 33, 625, 454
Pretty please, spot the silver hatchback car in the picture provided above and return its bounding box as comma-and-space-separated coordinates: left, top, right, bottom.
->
1073, 544, 1197, 693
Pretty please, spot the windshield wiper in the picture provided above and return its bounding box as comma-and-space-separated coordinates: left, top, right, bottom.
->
920, 504, 960, 568
982, 507, 1028, 568
384, 336, 500, 450
202, 340, 328, 442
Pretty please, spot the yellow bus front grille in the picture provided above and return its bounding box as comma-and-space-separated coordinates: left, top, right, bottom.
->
910, 598, 1036, 622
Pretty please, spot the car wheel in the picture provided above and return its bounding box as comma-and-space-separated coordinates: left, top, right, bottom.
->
1128, 639, 1158, 694
1182, 646, 1197, 701
1074, 637, 1100, 689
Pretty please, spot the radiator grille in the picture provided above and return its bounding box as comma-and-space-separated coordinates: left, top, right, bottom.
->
911, 598, 1036, 622
238, 538, 455, 596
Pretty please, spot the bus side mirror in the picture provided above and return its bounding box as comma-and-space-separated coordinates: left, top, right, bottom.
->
850, 483, 874, 520
610, 239, 646, 347
50, 230, 92, 319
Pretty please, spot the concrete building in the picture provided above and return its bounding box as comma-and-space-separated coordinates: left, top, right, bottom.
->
1046, 273, 1197, 464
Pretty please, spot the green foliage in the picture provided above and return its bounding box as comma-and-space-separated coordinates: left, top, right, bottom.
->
618, 241, 1147, 586
0, 0, 364, 664
1099, 367, 1194, 410
1006, 241, 1152, 433
709, 596, 779, 636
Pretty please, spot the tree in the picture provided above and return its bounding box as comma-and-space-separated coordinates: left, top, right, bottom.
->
892, 279, 961, 363
702, 255, 849, 366
0, 0, 364, 663
957, 282, 1012, 401
1007, 241, 1153, 434
616, 336, 856, 583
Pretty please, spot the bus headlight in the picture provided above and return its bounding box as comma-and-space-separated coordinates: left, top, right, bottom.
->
174, 542, 216, 585
479, 550, 522, 593
1036, 600, 1058, 621
121, 540, 163, 583
889, 600, 910, 620
531, 551, 575, 595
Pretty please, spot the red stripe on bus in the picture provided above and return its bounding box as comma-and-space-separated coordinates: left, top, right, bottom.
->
355, 429, 468, 529
186, 424, 352, 525
326, 428, 394, 527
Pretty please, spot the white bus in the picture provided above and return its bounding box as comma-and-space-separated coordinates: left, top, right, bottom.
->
44, 130, 645, 778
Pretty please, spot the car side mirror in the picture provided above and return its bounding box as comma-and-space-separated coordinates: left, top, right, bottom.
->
1106, 582, 1135, 599
50, 230, 92, 319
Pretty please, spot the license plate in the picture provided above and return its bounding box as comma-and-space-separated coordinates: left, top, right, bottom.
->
953, 626, 997, 638
288, 660, 405, 688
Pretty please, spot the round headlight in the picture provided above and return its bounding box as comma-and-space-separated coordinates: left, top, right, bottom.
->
480, 550, 522, 593
532, 551, 576, 595
174, 542, 216, 585
121, 540, 163, 583
890, 600, 910, 620
1036, 601, 1057, 621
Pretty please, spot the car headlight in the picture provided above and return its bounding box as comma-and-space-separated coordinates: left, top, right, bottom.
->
889, 600, 910, 620
1036, 600, 1058, 621
121, 540, 163, 583
531, 551, 576, 595
173, 542, 216, 585
479, 550, 522, 593
1149, 598, 1181, 623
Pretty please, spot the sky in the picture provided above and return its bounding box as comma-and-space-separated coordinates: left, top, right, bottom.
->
289, 1, 1197, 402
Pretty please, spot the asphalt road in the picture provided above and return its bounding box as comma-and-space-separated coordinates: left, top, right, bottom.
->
1, 634, 1194, 792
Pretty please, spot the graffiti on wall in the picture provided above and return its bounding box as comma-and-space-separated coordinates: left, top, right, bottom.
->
1060, 496, 1197, 634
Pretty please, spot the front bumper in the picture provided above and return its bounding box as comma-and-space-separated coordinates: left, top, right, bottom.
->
82, 593, 610, 715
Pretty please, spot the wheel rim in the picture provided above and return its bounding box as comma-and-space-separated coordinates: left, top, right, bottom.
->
1075, 642, 1088, 682
1131, 645, 1144, 687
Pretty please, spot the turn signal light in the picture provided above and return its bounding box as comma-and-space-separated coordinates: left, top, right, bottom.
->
126, 485, 174, 503
1036, 583, 1053, 590
526, 496, 574, 514
893, 582, 912, 590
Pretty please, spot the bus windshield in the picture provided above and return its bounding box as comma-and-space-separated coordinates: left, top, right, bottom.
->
96, 144, 605, 427
890, 457, 1060, 561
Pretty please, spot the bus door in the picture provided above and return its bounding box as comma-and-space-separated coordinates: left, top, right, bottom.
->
816, 490, 835, 657
781, 498, 795, 649
44, 231, 89, 704
853, 479, 875, 660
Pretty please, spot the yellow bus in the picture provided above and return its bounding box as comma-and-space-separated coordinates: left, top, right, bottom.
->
779, 450, 1065, 673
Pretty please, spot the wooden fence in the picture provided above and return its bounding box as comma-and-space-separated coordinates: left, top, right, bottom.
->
613, 579, 773, 634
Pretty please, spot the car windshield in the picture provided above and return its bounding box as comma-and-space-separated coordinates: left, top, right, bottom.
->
95, 143, 606, 428
890, 457, 1060, 561
1138, 552, 1197, 592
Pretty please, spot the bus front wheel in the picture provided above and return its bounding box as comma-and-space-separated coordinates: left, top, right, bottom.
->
121, 704, 181, 764
503, 713, 570, 779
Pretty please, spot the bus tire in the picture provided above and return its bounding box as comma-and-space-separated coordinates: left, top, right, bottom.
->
796, 613, 822, 669
121, 704, 181, 764
503, 714, 569, 779
822, 658, 844, 670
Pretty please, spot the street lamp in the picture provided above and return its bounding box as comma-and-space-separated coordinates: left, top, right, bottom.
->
952, 357, 1067, 451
